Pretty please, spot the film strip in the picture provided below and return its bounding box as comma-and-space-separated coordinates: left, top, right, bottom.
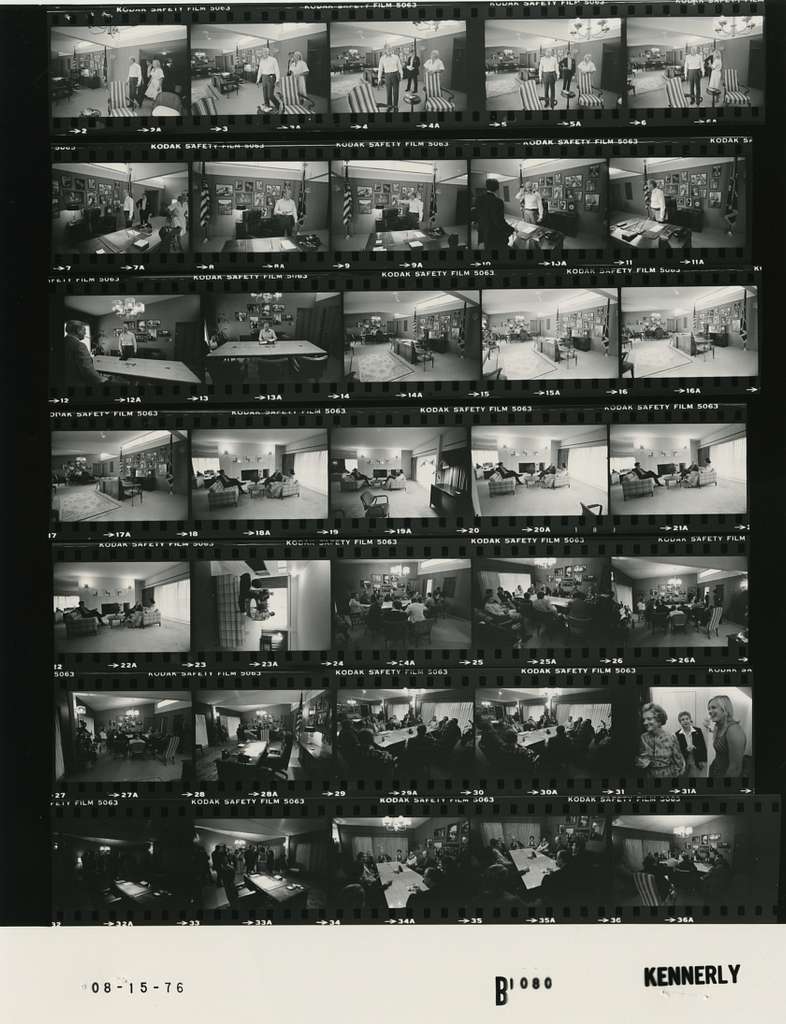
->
54, 667, 757, 801
49, 404, 750, 541
50, 796, 780, 924
51, 536, 750, 672
49, 137, 753, 272
48, 268, 762, 406
47, 3, 765, 139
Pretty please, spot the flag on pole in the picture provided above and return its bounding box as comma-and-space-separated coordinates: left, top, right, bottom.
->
726, 156, 739, 215
428, 165, 438, 224
199, 161, 211, 240
691, 304, 697, 341
103, 46, 108, 82
342, 163, 353, 236
294, 692, 304, 740
297, 163, 307, 223
642, 160, 651, 213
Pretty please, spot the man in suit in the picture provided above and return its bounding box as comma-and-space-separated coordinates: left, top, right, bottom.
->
472, 178, 514, 251
403, 49, 421, 93
559, 52, 577, 91
62, 320, 104, 386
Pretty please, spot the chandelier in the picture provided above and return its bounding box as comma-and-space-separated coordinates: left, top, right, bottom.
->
667, 577, 683, 588
124, 708, 141, 718
534, 558, 557, 569
249, 292, 283, 301
714, 16, 757, 37
569, 18, 610, 40
673, 825, 693, 837
413, 21, 440, 34
112, 297, 145, 318
382, 816, 411, 832
89, 17, 120, 36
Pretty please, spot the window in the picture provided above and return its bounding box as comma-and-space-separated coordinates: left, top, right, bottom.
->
610, 457, 635, 475
153, 578, 190, 624
343, 458, 358, 474
192, 457, 220, 475
472, 448, 497, 467
709, 437, 746, 484
566, 444, 608, 489
53, 594, 75, 612
293, 449, 327, 495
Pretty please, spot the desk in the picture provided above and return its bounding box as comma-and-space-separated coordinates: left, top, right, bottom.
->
509, 220, 564, 253
377, 862, 428, 909
508, 849, 556, 890
366, 229, 431, 251
222, 237, 300, 253
235, 739, 268, 764
113, 880, 168, 904
299, 733, 330, 762
430, 483, 465, 515
208, 340, 324, 360
244, 872, 307, 904
93, 356, 201, 385
81, 227, 162, 255
390, 338, 418, 363
609, 216, 690, 250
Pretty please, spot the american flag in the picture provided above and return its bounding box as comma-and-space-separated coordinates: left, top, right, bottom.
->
103, 46, 108, 82
199, 162, 211, 240
428, 165, 438, 224
297, 163, 307, 223
342, 164, 352, 235
294, 692, 304, 739
726, 157, 738, 215
642, 160, 651, 212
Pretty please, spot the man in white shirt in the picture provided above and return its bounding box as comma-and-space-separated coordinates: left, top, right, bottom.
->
273, 186, 298, 233
348, 593, 368, 616
118, 324, 137, 361
122, 190, 136, 228
257, 47, 281, 111
377, 44, 403, 110
517, 183, 544, 224
683, 46, 703, 105
407, 194, 424, 222
406, 597, 427, 623
648, 180, 667, 223
258, 324, 278, 344
538, 48, 560, 108
127, 58, 143, 108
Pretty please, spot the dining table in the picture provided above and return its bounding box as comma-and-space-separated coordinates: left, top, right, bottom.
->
508, 848, 557, 889
376, 862, 428, 909
93, 355, 202, 384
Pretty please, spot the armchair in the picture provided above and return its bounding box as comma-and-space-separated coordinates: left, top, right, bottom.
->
266, 477, 301, 499
279, 75, 315, 115
541, 470, 570, 489
107, 80, 137, 117
518, 78, 545, 110
722, 69, 751, 106
360, 490, 390, 518
423, 72, 455, 112
620, 474, 655, 501
208, 483, 240, 508
64, 616, 99, 638
384, 476, 407, 491
664, 75, 690, 109
340, 475, 364, 492
142, 607, 162, 628
576, 71, 604, 108
488, 476, 516, 497
347, 81, 390, 114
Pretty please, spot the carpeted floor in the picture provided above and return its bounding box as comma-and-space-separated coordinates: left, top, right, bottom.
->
498, 343, 558, 381
55, 487, 121, 522
354, 347, 416, 383
628, 341, 696, 378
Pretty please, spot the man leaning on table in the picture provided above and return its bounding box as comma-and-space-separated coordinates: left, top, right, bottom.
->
684, 46, 704, 106
62, 321, 105, 386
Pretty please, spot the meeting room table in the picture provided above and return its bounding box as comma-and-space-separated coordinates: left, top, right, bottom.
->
508, 848, 557, 890
113, 880, 172, 905
243, 871, 308, 906
93, 355, 202, 384
515, 727, 557, 751
376, 861, 429, 909
508, 220, 565, 253
207, 339, 325, 361
375, 723, 439, 749
365, 229, 440, 252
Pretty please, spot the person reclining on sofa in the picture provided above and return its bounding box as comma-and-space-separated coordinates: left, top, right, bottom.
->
493, 462, 526, 484
347, 467, 373, 486
75, 600, 108, 625
624, 461, 665, 487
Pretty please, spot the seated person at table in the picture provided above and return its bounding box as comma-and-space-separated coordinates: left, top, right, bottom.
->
438, 718, 462, 751
543, 725, 573, 771
624, 461, 665, 487
483, 590, 520, 624
62, 321, 105, 387
701, 851, 732, 897
258, 323, 278, 344
481, 864, 528, 907
567, 590, 592, 620
531, 591, 560, 618
356, 729, 396, 768
348, 593, 368, 616
347, 467, 374, 486
406, 596, 427, 624
405, 866, 446, 912
493, 461, 526, 484
75, 600, 107, 625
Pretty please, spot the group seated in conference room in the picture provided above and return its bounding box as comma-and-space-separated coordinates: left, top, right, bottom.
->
481, 287, 618, 383
52, 163, 190, 256
608, 423, 747, 517
49, 25, 187, 118
52, 823, 196, 913
329, 21, 468, 113
55, 295, 204, 389
475, 688, 617, 779
336, 690, 473, 782
343, 290, 481, 385
189, 24, 329, 116
470, 159, 608, 255
334, 817, 471, 913
472, 557, 623, 651
626, 17, 764, 110
471, 427, 607, 518
333, 560, 472, 651
196, 820, 330, 912
470, 816, 611, 907
51, 430, 189, 524
190, 559, 332, 654
193, 161, 329, 254
608, 157, 746, 253
619, 286, 758, 381
195, 690, 332, 784
202, 290, 342, 389
483, 18, 622, 112
53, 562, 191, 653
332, 159, 468, 253
634, 687, 753, 782
190, 429, 329, 521
55, 691, 191, 784
610, 555, 749, 649
330, 427, 470, 520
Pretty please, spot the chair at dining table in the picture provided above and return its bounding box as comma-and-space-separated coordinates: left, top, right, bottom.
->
567, 614, 594, 641
247, 355, 292, 390
669, 611, 688, 634
290, 352, 329, 380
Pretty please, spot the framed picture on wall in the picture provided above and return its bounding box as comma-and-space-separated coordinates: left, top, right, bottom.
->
215, 184, 232, 198
61, 176, 73, 189
709, 190, 722, 208
52, 180, 60, 195
584, 193, 599, 210
693, 199, 702, 209
253, 195, 266, 208
74, 177, 86, 190
243, 180, 254, 193
217, 198, 232, 215
233, 179, 245, 190
254, 180, 265, 192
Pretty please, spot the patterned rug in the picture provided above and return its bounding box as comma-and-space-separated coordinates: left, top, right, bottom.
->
499, 343, 557, 381
331, 73, 371, 101
56, 488, 121, 522
632, 341, 696, 378
484, 74, 521, 101
356, 348, 415, 383
631, 72, 670, 96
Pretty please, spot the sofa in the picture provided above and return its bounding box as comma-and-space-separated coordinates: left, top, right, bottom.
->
488, 477, 516, 497
142, 608, 162, 628
384, 476, 407, 491
208, 483, 240, 508
266, 478, 301, 499
681, 466, 718, 489
340, 476, 365, 491
64, 615, 99, 638
621, 474, 655, 501
541, 470, 570, 489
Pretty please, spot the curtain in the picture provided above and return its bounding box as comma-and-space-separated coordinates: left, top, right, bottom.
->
521, 704, 545, 722
371, 836, 409, 859
215, 573, 247, 649
420, 701, 473, 734
556, 703, 612, 730
503, 822, 540, 846
192, 457, 220, 475
53, 594, 76, 612
472, 449, 498, 467
54, 713, 65, 782
195, 713, 208, 748
154, 579, 190, 624
566, 443, 607, 491
220, 715, 240, 740
291, 837, 328, 875
623, 838, 643, 871
351, 836, 374, 858
294, 450, 328, 495
477, 571, 499, 597
709, 437, 746, 484
642, 839, 670, 861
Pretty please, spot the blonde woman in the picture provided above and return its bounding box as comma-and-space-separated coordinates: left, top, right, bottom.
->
636, 703, 686, 778
706, 695, 745, 777
708, 50, 723, 94
144, 59, 165, 101
288, 50, 310, 97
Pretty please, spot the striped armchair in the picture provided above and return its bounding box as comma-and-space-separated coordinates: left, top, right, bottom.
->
664, 75, 690, 109
576, 71, 603, 108
632, 872, 663, 907
280, 75, 315, 115
706, 605, 724, 639
518, 78, 544, 110
347, 81, 389, 114
620, 474, 655, 501
191, 95, 219, 117
723, 69, 751, 106
488, 477, 516, 497
107, 80, 137, 118
208, 484, 240, 508
423, 72, 455, 112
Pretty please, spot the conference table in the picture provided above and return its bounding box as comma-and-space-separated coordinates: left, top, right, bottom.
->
377, 861, 429, 909
516, 727, 556, 750
375, 723, 438, 749
93, 355, 202, 384
380, 599, 411, 611
113, 880, 171, 905
663, 858, 711, 874
609, 216, 691, 249
243, 871, 308, 906
207, 339, 324, 361
508, 848, 557, 890
77, 227, 163, 255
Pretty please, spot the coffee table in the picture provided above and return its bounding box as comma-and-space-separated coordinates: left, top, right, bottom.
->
664, 475, 680, 489
106, 615, 125, 629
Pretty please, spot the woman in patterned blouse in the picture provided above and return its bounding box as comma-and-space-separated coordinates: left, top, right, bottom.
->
636, 703, 686, 777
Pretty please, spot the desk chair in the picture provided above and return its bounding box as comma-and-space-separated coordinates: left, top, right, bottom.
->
669, 611, 688, 634
360, 490, 389, 519
706, 605, 723, 639
650, 610, 669, 635
290, 353, 328, 380
414, 346, 435, 370
154, 91, 183, 115
191, 95, 219, 116
576, 71, 603, 108
247, 355, 292, 391
580, 502, 603, 522
107, 80, 137, 117
408, 618, 435, 646
723, 69, 751, 106
694, 337, 715, 360
423, 72, 455, 112
518, 78, 545, 110
664, 76, 690, 109
567, 615, 593, 640
280, 75, 315, 115
347, 81, 390, 114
